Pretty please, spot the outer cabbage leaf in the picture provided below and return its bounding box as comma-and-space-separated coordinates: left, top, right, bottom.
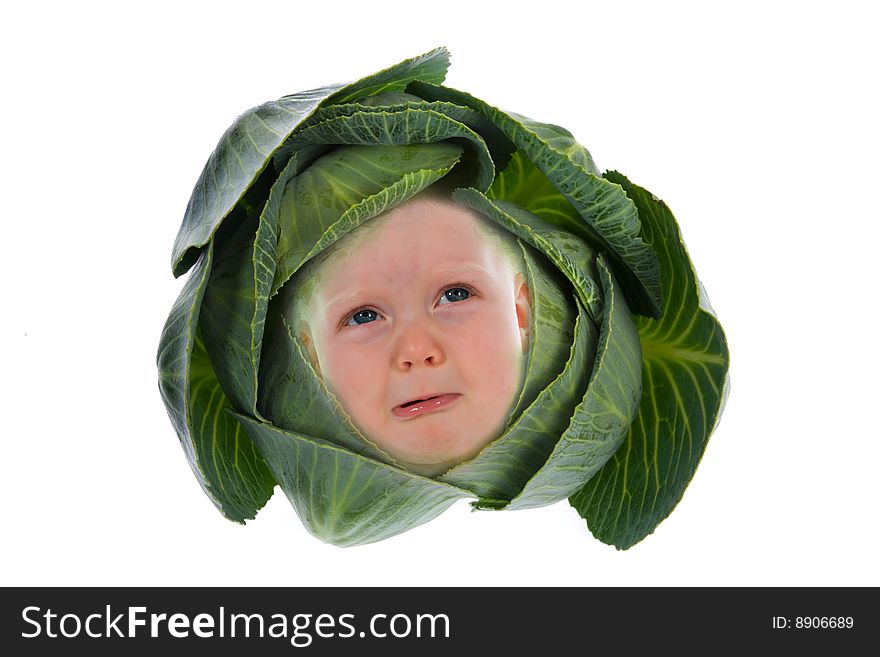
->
489, 151, 592, 247
233, 414, 473, 547
506, 112, 599, 176
157, 246, 275, 521
506, 243, 576, 423
570, 172, 730, 549
281, 108, 495, 192
282, 99, 515, 174
322, 47, 450, 105
506, 257, 642, 510
171, 47, 451, 277
199, 157, 299, 417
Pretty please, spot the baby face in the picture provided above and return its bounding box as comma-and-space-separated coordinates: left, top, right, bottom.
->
299, 196, 530, 476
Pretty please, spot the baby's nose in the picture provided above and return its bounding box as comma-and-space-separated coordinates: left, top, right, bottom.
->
394, 323, 446, 370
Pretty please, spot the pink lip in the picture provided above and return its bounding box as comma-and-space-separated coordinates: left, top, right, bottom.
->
392, 393, 461, 419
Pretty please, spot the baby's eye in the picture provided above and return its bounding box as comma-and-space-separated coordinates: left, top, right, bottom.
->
346, 309, 381, 326
438, 287, 470, 305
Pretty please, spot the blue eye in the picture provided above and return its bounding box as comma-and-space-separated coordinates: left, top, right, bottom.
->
439, 287, 470, 304
347, 309, 380, 326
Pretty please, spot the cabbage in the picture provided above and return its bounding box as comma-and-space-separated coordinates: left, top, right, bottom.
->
157, 48, 729, 549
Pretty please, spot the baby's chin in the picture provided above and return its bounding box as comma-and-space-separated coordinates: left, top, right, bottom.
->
368, 418, 505, 477
379, 439, 481, 478
394, 456, 462, 478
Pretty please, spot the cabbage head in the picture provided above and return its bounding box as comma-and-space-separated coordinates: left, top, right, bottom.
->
157, 48, 729, 549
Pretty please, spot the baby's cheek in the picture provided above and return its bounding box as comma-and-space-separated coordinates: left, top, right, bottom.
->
322, 345, 380, 421
460, 314, 522, 394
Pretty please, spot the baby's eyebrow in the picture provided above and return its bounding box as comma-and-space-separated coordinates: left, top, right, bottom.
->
433, 263, 494, 280
321, 289, 371, 313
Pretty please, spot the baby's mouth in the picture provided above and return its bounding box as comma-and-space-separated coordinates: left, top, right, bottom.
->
392, 393, 461, 419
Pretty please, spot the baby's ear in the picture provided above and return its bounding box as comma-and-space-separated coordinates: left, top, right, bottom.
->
514, 273, 531, 353
297, 322, 322, 377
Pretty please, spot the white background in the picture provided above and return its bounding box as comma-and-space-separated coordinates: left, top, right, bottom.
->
3, 0, 878, 586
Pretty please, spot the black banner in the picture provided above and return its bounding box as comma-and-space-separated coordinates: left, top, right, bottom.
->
1, 587, 873, 654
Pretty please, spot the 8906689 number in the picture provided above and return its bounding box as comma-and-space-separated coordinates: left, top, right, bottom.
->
795, 617, 854, 629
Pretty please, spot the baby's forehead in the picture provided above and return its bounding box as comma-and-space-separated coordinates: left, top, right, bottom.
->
346, 196, 506, 255
294, 195, 520, 317
349, 202, 507, 267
